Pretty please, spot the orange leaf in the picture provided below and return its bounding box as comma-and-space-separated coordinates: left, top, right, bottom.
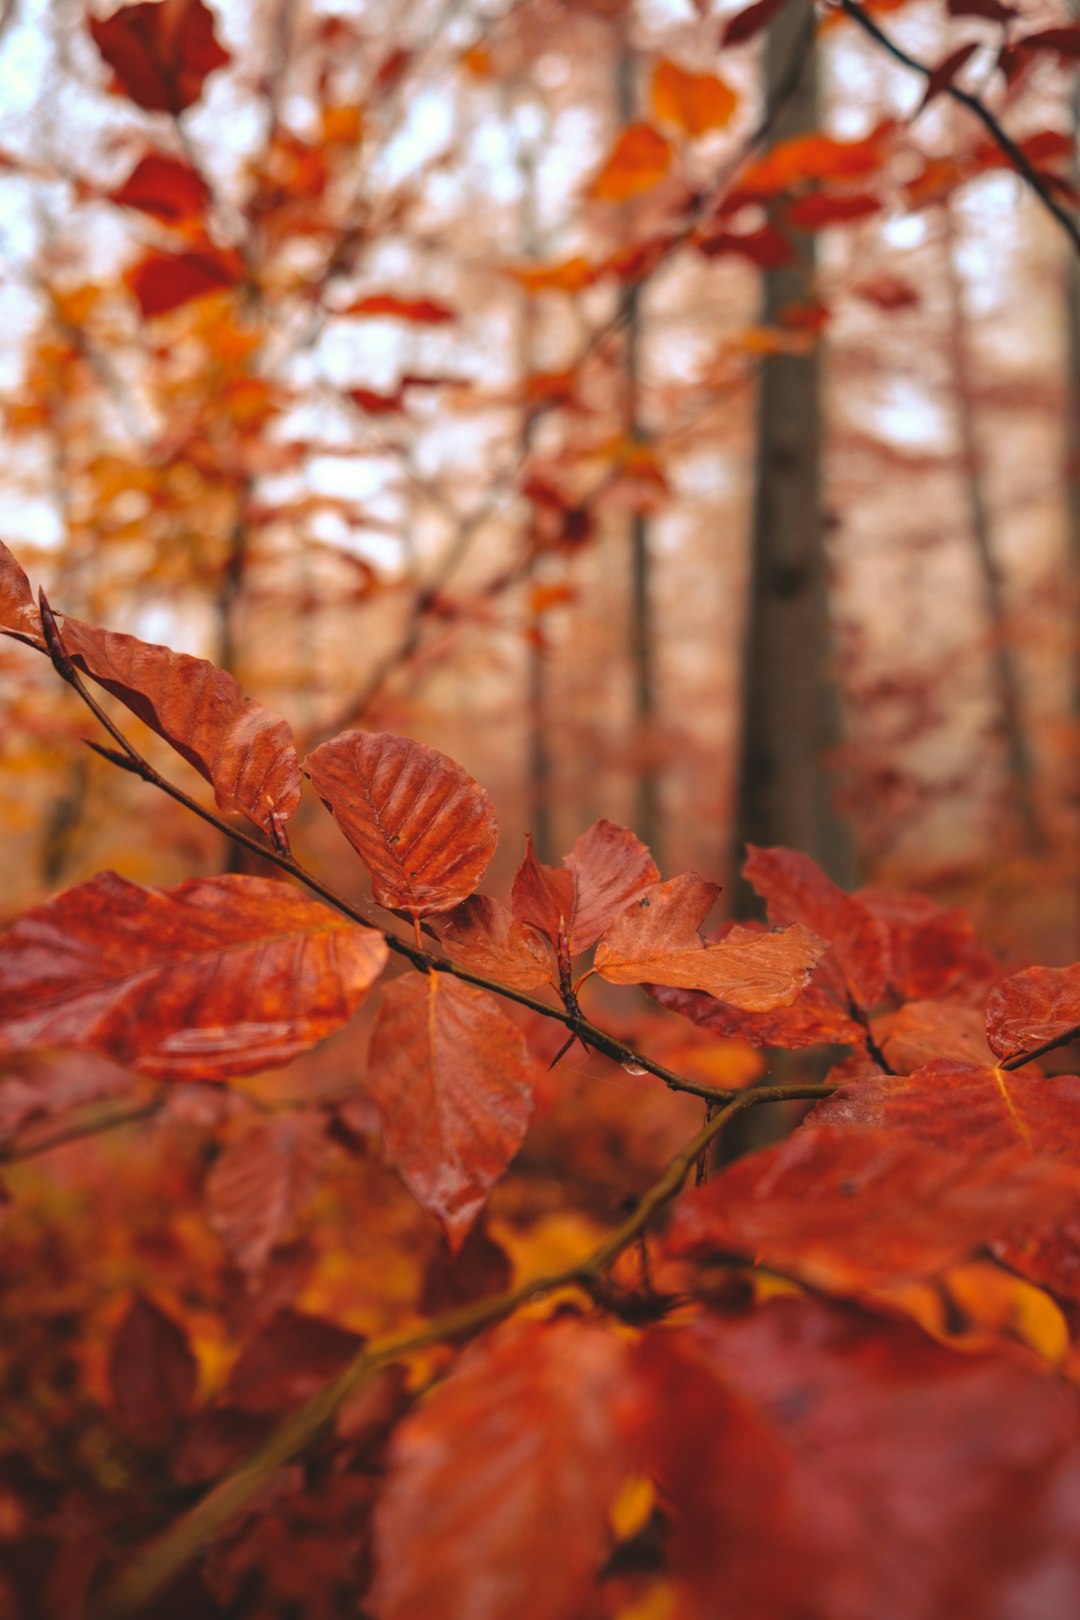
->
206, 1114, 330, 1275
651, 59, 737, 138
666, 1124, 1080, 1291
507, 256, 598, 294
872, 1001, 996, 1072
510, 822, 658, 962
650, 974, 865, 1048
589, 122, 673, 202
0, 542, 44, 648
108, 1294, 197, 1444
987, 961, 1080, 1064
740, 123, 894, 195
434, 896, 552, 992
596, 873, 827, 1009
126, 246, 243, 318
52, 611, 303, 834
371, 1318, 630, 1619
0, 872, 388, 1081
366, 975, 534, 1245
106, 150, 210, 224
88, 0, 230, 115
337, 293, 455, 324
303, 730, 498, 917
743, 844, 888, 1008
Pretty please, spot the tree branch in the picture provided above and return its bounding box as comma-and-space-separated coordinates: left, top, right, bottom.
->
836, 0, 1080, 257
95, 1080, 834, 1619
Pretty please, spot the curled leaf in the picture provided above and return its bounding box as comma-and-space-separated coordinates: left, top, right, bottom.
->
986, 961, 1080, 1065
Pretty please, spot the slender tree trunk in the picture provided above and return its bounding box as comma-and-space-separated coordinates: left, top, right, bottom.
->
733, 6, 852, 909
941, 204, 1042, 853
616, 40, 662, 866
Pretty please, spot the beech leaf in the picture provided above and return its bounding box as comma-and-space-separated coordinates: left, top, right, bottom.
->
651, 58, 737, 138
0, 872, 387, 1080
366, 974, 534, 1246
649, 977, 865, 1049
743, 845, 888, 1008
589, 122, 673, 202
371, 1318, 630, 1620
0, 542, 44, 647
628, 1298, 1080, 1620
88, 0, 231, 115
595, 873, 826, 1009
434, 895, 552, 991
510, 820, 657, 959
126, 246, 244, 318
304, 730, 498, 916
106, 150, 211, 224
108, 1293, 198, 1444
986, 961, 1080, 1064
206, 1114, 330, 1276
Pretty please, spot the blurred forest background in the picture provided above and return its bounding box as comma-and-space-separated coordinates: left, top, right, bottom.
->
0, 0, 1077, 954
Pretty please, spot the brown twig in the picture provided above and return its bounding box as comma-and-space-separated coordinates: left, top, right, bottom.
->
95, 1080, 834, 1619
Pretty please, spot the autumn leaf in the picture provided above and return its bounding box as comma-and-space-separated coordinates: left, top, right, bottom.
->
916, 41, 981, 112
366, 974, 534, 1246
720, 0, 792, 46
873, 1000, 997, 1072
206, 1114, 330, 1276
89, 0, 231, 114
223, 1308, 363, 1410
434, 895, 552, 991
589, 122, 673, 202
0, 541, 44, 648
594, 872, 826, 1009
743, 844, 889, 1008
986, 961, 1080, 1065
785, 191, 881, 228
304, 730, 498, 917
510, 821, 658, 965
336, 293, 456, 324
665, 1124, 1080, 1292
857, 886, 999, 1002
371, 1318, 631, 1620
108, 1293, 198, 1444
627, 1298, 1080, 1620
45, 611, 304, 834
651, 59, 737, 138
0, 872, 388, 1081
649, 974, 865, 1048
126, 245, 244, 318
106, 150, 210, 224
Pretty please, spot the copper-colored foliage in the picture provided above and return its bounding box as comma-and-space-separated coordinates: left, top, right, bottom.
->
434, 895, 551, 991
337, 293, 456, 324
650, 975, 865, 1049
595, 873, 827, 1010
0, 541, 43, 646
206, 1114, 330, 1276
665, 1124, 1080, 1292
108, 1293, 197, 1445
106, 150, 211, 224
872, 1000, 997, 1072
88, 0, 231, 115
223, 1309, 363, 1413
651, 58, 737, 138
370, 1318, 630, 1620
857, 885, 1001, 1004
304, 730, 498, 916
126, 246, 244, 319
986, 960, 1080, 1063
743, 845, 889, 1008
628, 1298, 1080, 1620
589, 122, 673, 202
509, 820, 658, 959
720, 0, 792, 45
58, 615, 302, 833
0, 872, 387, 1081
812, 1059, 1080, 1162
366, 975, 534, 1247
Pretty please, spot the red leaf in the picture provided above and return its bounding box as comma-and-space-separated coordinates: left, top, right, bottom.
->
0, 873, 387, 1081
224, 1309, 363, 1411
917, 40, 981, 112
696, 222, 794, 267
665, 1124, 1080, 1292
1013, 25, 1080, 59
743, 845, 889, 1008
0, 541, 44, 647
366, 974, 534, 1246
649, 974, 865, 1048
434, 895, 552, 991
595, 873, 827, 1009
371, 1318, 630, 1620
207, 1114, 330, 1275
588, 122, 674, 202
108, 1294, 198, 1444
509, 821, 658, 961
106, 150, 210, 224
55, 613, 302, 834
785, 190, 881, 229
851, 273, 920, 311
303, 730, 498, 917
627, 1298, 1080, 1620
873, 1000, 997, 1072
510, 835, 577, 957
126, 246, 243, 318
345, 386, 404, 415
720, 0, 791, 46
986, 961, 1080, 1064
947, 0, 1017, 17
337, 294, 455, 324
857, 887, 1000, 1002
89, 0, 230, 114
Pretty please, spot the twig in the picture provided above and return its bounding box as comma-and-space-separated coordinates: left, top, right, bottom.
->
0, 1096, 164, 1165
836, 0, 1080, 257
95, 1080, 834, 1619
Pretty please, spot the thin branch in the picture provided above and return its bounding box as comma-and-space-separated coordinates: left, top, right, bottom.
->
0, 1096, 164, 1165
836, 0, 1080, 257
95, 1080, 834, 1619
